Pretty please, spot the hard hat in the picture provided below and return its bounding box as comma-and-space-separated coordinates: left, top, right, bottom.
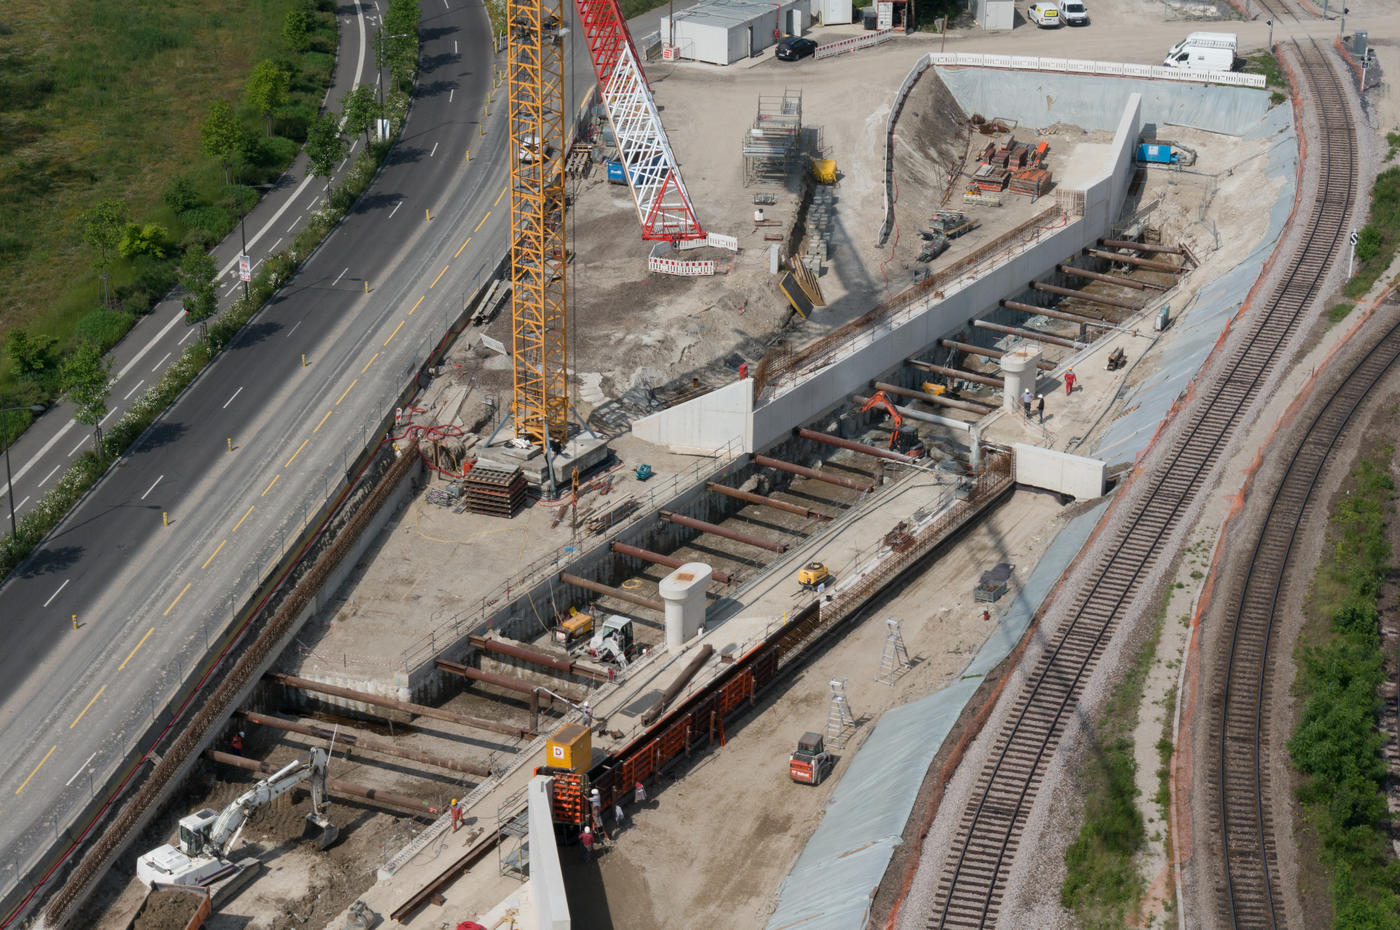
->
238, 731, 245, 737
583, 826, 592, 833
451, 798, 459, 806
591, 788, 600, 797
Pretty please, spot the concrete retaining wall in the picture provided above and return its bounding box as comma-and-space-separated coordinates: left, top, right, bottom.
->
632, 378, 752, 454
1013, 442, 1106, 499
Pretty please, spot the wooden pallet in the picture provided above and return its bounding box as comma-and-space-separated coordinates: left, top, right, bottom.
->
565, 144, 594, 180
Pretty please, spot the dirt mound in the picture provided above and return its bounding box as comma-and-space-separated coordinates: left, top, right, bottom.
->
132, 890, 203, 930
889, 69, 972, 264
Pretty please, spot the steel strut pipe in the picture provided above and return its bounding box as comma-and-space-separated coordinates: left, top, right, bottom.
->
972, 319, 1083, 350
641, 645, 715, 726
939, 339, 1057, 371
1000, 298, 1106, 325
1098, 238, 1186, 255
1086, 248, 1183, 273
1030, 281, 1140, 310
467, 634, 612, 682
705, 481, 833, 521
268, 672, 533, 739
204, 750, 434, 813
907, 358, 1004, 388
794, 427, 919, 466
850, 395, 971, 431
236, 710, 492, 777
659, 509, 790, 553
611, 541, 736, 584
1056, 263, 1155, 291
871, 381, 996, 414
751, 453, 875, 492
436, 657, 581, 700
559, 571, 666, 611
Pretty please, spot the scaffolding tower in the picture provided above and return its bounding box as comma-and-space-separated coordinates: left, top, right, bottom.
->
742, 89, 803, 186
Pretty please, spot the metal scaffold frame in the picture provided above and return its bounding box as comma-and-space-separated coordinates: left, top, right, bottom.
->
508, 0, 570, 445
742, 89, 803, 187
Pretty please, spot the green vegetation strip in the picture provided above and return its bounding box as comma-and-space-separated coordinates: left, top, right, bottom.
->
1346, 167, 1400, 300
1288, 450, 1399, 929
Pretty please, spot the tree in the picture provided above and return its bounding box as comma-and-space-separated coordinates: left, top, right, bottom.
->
245, 60, 290, 137
6, 331, 59, 386
283, 7, 312, 51
341, 85, 378, 147
199, 100, 245, 185
60, 342, 113, 450
118, 222, 170, 260
177, 247, 218, 334
80, 199, 127, 307
306, 113, 347, 196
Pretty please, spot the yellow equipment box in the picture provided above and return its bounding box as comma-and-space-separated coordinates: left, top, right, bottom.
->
556, 610, 594, 644
545, 723, 592, 772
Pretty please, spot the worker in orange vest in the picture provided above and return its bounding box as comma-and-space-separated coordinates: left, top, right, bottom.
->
230, 731, 244, 756
1065, 368, 1077, 395
450, 798, 462, 832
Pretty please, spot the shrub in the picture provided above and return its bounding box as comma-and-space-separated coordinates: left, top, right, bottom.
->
118, 222, 170, 260
180, 204, 232, 239
162, 176, 200, 214
1355, 225, 1382, 263
73, 307, 134, 348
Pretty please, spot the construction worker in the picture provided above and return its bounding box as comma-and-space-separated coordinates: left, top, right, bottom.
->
1036, 394, 1045, 423
1065, 367, 1077, 395
634, 780, 647, 806
580, 826, 595, 862
590, 788, 602, 824
230, 731, 244, 756
450, 798, 462, 832
581, 701, 593, 727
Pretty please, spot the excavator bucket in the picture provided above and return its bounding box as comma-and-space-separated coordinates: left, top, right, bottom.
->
303, 813, 339, 850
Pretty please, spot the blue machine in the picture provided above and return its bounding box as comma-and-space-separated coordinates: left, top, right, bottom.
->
606, 159, 627, 184
1137, 143, 1177, 165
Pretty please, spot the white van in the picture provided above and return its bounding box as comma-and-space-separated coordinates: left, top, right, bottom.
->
1057, 0, 1089, 25
1162, 32, 1237, 72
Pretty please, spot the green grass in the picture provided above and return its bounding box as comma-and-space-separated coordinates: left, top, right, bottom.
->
0, 0, 335, 416
1344, 167, 1400, 300
1243, 51, 1288, 106
1288, 450, 1400, 930
1386, 131, 1400, 163
1327, 302, 1355, 324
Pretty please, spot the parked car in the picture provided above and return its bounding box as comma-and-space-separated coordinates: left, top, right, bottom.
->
1057, 0, 1089, 24
1028, 2, 1062, 26
775, 36, 817, 60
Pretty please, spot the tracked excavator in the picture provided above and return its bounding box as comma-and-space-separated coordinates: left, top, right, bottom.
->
136, 748, 338, 887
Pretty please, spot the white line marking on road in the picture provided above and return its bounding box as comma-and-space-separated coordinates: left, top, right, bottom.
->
43, 580, 70, 607
339, 156, 349, 169
285, 321, 302, 339
17, 496, 28, 510
223, 386, 244, 409
430, 142, 438, 158
179, 327, 197, 344
39, 464, 60, 487
141, 475, 163, 500
0, 421, 71, 501
454, 40, 459, 54
389, 201, 403, 218
123, 379, 145, 400
113, 311, 184, 383
69, 438, 85, 457
98, 408, 116, 426
332, 268, 349, 287
66, 753, 96, 786
449, 89, 454, 103
151, 352, 171, 372
270, 237, 282, 252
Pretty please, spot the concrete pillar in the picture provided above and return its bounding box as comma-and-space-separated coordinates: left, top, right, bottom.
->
658, 562, 712, 651
1000, 345, 1041, 413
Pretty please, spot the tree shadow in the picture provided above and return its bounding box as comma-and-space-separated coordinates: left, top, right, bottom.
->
350, 192, 404, 216
138, 420, 188, 452
386, 145, 429, 165
229, 321, 282, 350
16, 544, 84, 578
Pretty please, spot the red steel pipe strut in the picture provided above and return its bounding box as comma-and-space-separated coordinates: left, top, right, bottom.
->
1085, 248, 1183, 273
611, 541, 736, 584
906, 358, 1004, 388
560, 571, 665, 612
268, 672, 533, 740
871, 381, 996, 414
794, 427, 922, 466
1098, 238, 1186, 255
467, 634, 612, 682
436, 657, 582, 702
1000, 298, 1109, 326
1030, 281, 1140, 310
972, 319, 1083, 350
1056, 263, 1158, 291
705, 482, 833, 521
751, 453, 874, 492
659, 510, 789, 553
236, 710, 492, 777
938, 339, 1057, 371
205, 750, 433, 813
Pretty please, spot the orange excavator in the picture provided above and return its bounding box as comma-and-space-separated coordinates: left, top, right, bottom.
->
859, 391, 924, 457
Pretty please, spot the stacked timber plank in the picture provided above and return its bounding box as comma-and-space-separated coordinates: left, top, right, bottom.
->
972, 163, 1009, 192
1009, 168, 1052, 196
463, 465, 527, 517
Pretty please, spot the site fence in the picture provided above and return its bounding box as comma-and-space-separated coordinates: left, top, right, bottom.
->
927, 51, 1267, 88
814, 29, 896, 60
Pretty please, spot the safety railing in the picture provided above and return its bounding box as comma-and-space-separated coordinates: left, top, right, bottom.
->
927, 51, 1267, 88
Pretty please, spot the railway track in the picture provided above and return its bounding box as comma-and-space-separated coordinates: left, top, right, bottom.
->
924, 40, 1355, 929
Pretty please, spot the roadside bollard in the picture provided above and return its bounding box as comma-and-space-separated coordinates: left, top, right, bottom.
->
301, 354, 307, 367
365, 280, 370, 294
162, 512, 169, 527
426, 209, 432, 222
72, 614, 78, 630
227, 438, 233, 452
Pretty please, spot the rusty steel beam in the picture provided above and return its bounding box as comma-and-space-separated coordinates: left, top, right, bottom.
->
871, 381, 996, 414
794, 427, 920, 466
1031, 281, 1139, 310
939, 339, 1056, 371
1099, 238, 1185, 255
659, 510, 789, 553
752, 454, 874, 492
435, 658, 578, 701
1000, 298, 1106, 325
611, 541, 736, 584
972, 320, 1082, 350
205, 750, 434, 813
706, 482, 833, 521
237, 711, 492, 777
907, 358, 1004, 388
1086, 248, 1183, 273
560, 571, 665, 612
267, 672, 533, 740
1056, 263, 1158, 291
852, 395, 971, 429
468, 634, 612, 683
642, 645, 715, 726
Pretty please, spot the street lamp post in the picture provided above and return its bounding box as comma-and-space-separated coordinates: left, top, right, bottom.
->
375, 31, 414, 114
2, 403, 47, 541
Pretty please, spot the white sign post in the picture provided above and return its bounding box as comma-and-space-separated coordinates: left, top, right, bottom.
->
238, 253, 252, 283
1349, 229, 1358, 279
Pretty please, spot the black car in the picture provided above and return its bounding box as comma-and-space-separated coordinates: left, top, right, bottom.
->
775, 36, 817, 61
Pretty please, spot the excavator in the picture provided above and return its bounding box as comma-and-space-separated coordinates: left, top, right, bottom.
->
859, 391, 925, 458
136, 748, 337, 888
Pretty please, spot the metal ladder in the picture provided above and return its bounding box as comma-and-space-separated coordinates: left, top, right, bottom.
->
875, 618, 911, 685
497, 785, 531, 879
825, 679, 857, 748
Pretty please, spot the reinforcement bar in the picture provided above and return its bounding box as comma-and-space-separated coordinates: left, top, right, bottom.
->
751, 454, 875, 491
236, 711, 493, 777
659, 510, 790, 553
268, 672, 533, 740
559, 571, 666, 612
705, 482, 834, 521
611, 541, 736, 584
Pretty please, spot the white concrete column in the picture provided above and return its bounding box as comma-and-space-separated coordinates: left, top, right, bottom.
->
658, 562, 713, 651
1000, 345, 1042, 413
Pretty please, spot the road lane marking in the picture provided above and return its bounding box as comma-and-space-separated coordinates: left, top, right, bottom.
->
332, 268, 349, 287
449, 89, 454, 103
113, 309, 186, 383
141, 475, 164, 500
16, 746, 56, 794
68, 438, 85, 457
361, 353, 379, 373
270, 237, 283, 252
179, 327, 196, 345
430, 266, 448, 289
285, 439, 309, 467
285, 321, 302, 339
474, 211, 491, 232
123, 379, 145, 400
336, 380, 358, 405
233, 505, 255, 533
43, 579, 70, 607
314, 410, 332, 433
17, 496, 28, 510
99, 408, 116, 426
410, 296, 424, 316
261, 474, 280, 497
66, 752, 97, 783
455, 237, 471, 258
389, 201, 403, 218
201, 539, 226, 569
223, 386, 244, 409
163, 582, 192, 616
70, 690, 105, 729
39, 465, 60, 487
454, 40, 458, 53
151, 352, 171, 372
119, 627, 154, 670
383, 321, 405, 346
494, 186, 507, 207
430, 142, 439, 158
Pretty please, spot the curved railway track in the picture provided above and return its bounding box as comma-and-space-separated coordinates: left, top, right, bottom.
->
924, 40, 1355, 929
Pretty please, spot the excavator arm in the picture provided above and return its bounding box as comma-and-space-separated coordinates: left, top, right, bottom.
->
208, 748, 336, 856
859, 391, 904, 449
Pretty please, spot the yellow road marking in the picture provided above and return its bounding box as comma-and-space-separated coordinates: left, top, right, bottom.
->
285, 439, 309, 467
336, 379, 358, 405
361, 353, 379, 373
383, 320, 405, 346
120, 627, 154, 670
70, 685, 106, 729
233, 505, 255, 533
16, 746, 56, 794
430, 266, 448, 289
454, 237, 471, 258
314, 410, 332, 433
494, 185, 507, 207
474, 211, 491, 232
201, 540, 226, 570
163, 583, 192, 616
261, 474, 280, 497
410, 296, 425, 316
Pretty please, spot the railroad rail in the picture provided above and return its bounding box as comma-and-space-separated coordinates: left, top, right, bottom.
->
923, 40, 1355, 929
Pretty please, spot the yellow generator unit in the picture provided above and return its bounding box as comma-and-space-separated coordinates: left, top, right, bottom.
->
921, 381, 947, 396
797, 561, 830, 590
545, 723, 592, 772
556, 609, 594, 645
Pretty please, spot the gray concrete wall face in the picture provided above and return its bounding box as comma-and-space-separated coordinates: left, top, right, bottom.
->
933, 66, 1271, 135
